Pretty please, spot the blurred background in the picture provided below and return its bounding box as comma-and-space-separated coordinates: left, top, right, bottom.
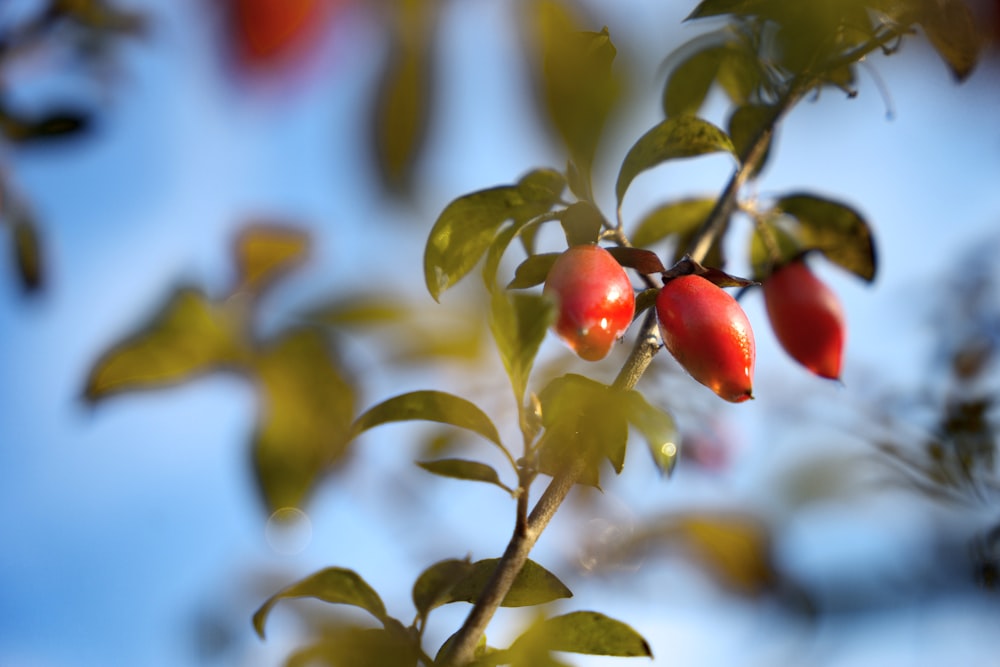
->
2, 0, 1000, 665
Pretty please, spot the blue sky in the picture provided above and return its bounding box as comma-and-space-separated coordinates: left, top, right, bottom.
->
2, 1, 1000, 666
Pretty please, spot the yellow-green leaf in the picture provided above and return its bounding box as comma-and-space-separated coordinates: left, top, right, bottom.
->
489, 290, 556, 403
622, 391, 680, 476
11, 217, 42, 292
416, 459, 513, 494
512, 611, 652, 658
253, 567, 386, 639
234, 225, 309, 294
447, 558, 572, 608
351, 390, 503, 449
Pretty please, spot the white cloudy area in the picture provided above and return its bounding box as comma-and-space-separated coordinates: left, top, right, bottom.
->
2, 1, 1000, 666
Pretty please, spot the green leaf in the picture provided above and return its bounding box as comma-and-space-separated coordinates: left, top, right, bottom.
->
622, 391, 680, 476
662, 45, 726, 118
919, 0, 981, 81
371, 1, 437, 193
252, 328, 356, 510
11, 216, 42, 292
727, 104, 777, 173
448, 558, 572, 608
303, 294, 411, 328
351, 390, 503, 450
686, 0, 774, 20
615, 116, 736, 206
630, 197, 725, 267
412, 558, 475, 618
489, 291, 557, 402
83, 287, 242, 401
512, 611, 652, 658
536, 374, 629, 486
507, 253, 560, 289
253, 567, 386, 639
749, 221, 801, 279
425, 169, 564, 301
416, 459, 513, 494
777, 193, 876, 281
233, 225, 310, 295
559, 201, 606, 246
534, 2, 621, 200
284, 623, 419, 667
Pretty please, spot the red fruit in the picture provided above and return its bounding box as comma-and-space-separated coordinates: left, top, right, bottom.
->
230, 0, 331, 66
543, 245, 636, 361
656, 275, 755, 403
763, 259, 845, 380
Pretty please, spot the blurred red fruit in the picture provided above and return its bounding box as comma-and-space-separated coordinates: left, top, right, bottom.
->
763, 259, 845, 380
656, 274, 755, 403
543, 244, 636, 361
229, 0, 333, 68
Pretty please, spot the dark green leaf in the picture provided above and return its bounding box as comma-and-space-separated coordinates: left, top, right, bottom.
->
727, 104, 777, 174
507, 253, 560, 289
631, 197, 716, 249
412, 558, 474, 618
416, 459, 513, 494
512, 611, 652, 658
253, 567, 386, 638
662, 45, 725, 118
490, 291, 557, 402
715, 43, 761, 105
83, 287, 242, 401
919, 0, 981, 81
749, 220, 801, 279
535, 2, 621, 201
11, 217, 42, 292
351, 390, 503, 449
0, 106, 91, 143
622, 391, 680, 476
252, 329, 356, 510
777, 193, 876, 281
233, 225, 310, 294
426, 169, 564, 301
560, 202, 606, 246
616, 116, 736, 206
686, 0, 774, 20
448, 558, 572, 608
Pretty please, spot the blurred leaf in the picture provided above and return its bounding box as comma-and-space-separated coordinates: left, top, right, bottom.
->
777, 192, 877, 281
662, 44, 726, 117
686, 0, 773, 20
425, 169, 565, 301
412, 558, 474, 618
918, 0, 981, 81
749, 220, 801, 278
674, 514, 775, 595
253, 567, 387, 638
351, 390, 503, 451
416, 459, 513, 494
605, 246, 666, 274
631, 197, 725, 267
615, 116, 736, 206
371, 0, 438, 193
511, 611, 652, 658
536, 374, 629, 485
507, 253, 560, 289
234, 225, 310, 294
621, 391, 680, 476
490, 290, 557, 402
727, 104, 776, 174
0, 106, 91, 143
303, 294, 411, 328
447, 558, 572, 608
84, 287, 242, 401
533, 1, 621, 201
54, 0, 147, 34
252, 328, 356, 510
285, 624, 419, 667
11, 217, 42, 292
559, 202, 606, 246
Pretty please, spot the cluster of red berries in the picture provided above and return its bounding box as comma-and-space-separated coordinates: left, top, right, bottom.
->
543, 244, 845, 402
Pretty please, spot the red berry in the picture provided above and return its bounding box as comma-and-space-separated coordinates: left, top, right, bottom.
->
229, 0, 332, 67
763, 259, 845, 380
656, 274, 755, 403
543, 245, 636, 361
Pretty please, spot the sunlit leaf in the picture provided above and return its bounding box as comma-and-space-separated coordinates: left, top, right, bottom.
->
234, 225, 309, 294
622, 391, 680, 476
285, 625, 420, 667
11, 217, 42, 292
253, 567, 386, 638
533, 1, 621, 200
412, 558, 474, 618
777, 193, 876, 281
507, 253, 560, 289
416, 459, 513, 494
447, 558, 572, 608
252, 328, 356, 510
84, 287, 242, 401
675, 514, 775, 595
371, 0, 438, 193
616, 116, 736, 206
351, 390, 503, 450
536, 374, 629, 485
919, 0, 981, 81
425, 169, 564, 301
511, 611, 652, 658
490, 291, 557, 402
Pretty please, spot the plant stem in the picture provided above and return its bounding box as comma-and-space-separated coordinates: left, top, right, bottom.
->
439, 27, 909, 667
